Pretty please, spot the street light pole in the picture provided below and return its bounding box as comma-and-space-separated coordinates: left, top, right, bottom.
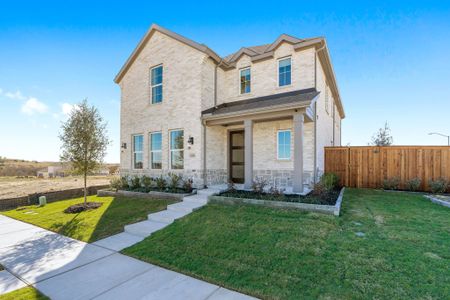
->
428, 132, 450, 146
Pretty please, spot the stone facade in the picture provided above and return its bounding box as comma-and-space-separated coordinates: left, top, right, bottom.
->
117, 26, 343, 190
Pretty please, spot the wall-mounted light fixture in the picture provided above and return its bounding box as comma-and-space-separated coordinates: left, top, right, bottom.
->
121, 143, 127, 149
188, 136, 194, 145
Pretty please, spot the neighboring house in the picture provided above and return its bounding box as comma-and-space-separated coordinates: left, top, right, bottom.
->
115, 24, 345, 193
37, 166, 65, 178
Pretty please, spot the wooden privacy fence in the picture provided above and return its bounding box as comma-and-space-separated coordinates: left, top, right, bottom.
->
325, 146, 450, 191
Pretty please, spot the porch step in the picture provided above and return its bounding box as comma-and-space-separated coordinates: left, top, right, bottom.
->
124, 220, 169, 238
197, 189, 222, 196
182, 195, 208, 205
167, 201, 205, 213
148, 209, 190, 224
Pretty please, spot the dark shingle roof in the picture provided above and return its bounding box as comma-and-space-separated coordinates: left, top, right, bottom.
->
202, 88, 319, 116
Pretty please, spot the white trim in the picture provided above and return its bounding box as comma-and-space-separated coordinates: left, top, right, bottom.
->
132, 134, 144, 169
277, 129, 292, 160
239, 67, 251, 95
149, 131, 162, 169
277, 56, 292, 88
150, 64, 163, 104
169, 129, 184, 170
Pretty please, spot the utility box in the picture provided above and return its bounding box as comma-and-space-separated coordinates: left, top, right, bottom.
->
39, 196, 47, 206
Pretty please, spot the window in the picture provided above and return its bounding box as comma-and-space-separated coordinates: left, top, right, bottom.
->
170, 130, 184, 169
150, 132, 162, 169
278, 57, 291, 87
277, 130, 291, 160
151, 65, 163, 104
240, 68, 251, 94
133, 135, 144, 169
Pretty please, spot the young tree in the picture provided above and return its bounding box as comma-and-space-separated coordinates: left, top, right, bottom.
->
371, 122, 393, 146
60, 100, 110, 206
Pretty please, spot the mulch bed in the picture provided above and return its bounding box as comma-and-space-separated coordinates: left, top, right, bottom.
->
64, 202, 103, 214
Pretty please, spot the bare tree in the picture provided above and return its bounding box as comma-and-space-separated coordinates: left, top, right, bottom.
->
371, 122, 393, 146
59, 99, 110, 206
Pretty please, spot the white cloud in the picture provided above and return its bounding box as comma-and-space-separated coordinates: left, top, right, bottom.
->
21, 97, 48, 115
5, 90, 26, 100
0, 88, 3, 95
61, 103, 75, 116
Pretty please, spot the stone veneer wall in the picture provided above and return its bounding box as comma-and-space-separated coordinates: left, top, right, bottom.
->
253, 170, 313, 188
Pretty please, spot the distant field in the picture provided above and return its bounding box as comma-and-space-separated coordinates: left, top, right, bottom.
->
0, 176, 113, 200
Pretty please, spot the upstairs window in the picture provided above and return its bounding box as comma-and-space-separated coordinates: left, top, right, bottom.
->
133, 135, 144, 169
240, 67, 251, 94
150, 132, 162, 169
278, 58, 291, 87
170, 130, 184, 169
277, 130, 291, 160
151, 65, 163, 104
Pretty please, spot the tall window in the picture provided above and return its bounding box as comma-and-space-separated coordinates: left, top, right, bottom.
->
170, 130, 184, 169
151, 65, 163, 104
150, 132, 162, 169
277, 130, 291, 160
240, 68, 251, 94
133, 135, 144, 169
278, 57, 291, 87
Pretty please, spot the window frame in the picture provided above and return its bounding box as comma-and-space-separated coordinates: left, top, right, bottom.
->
277, 129, 292, 160
277, 57, 292, 87
149, 131, 162, 169
132, 134, 144, 169
239, 67, 251, 95
150, 64, 163, 104
169, 129, 184, 170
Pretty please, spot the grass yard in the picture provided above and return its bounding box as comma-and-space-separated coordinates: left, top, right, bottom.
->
2, 195, 176, 242
123, 189, 450, 299
0, 287, 49, 300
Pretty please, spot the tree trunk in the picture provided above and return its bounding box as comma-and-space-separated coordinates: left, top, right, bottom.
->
84, 171, 87, 206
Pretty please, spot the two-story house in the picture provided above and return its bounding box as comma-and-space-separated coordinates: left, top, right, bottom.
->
115, 24, 345, 193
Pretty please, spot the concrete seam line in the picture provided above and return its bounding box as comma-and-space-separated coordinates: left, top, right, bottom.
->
203, 286, 222, 300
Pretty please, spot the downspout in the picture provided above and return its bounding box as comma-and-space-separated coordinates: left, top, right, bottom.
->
203, 59, 222, 188
314, 41, 326, 183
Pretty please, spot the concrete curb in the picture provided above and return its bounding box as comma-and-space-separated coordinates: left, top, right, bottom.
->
425, 195, 450, 208
208, 187, 345, 216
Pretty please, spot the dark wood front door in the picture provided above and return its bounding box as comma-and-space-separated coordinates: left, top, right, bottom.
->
229, 130, 245, 183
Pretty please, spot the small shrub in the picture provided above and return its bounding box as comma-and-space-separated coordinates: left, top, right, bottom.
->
155, 175, 167, 191
269, 185, 285, 198
120, 176, 130, 190
182, 178, 194, 193
227, 180, 236, 192
428, 178, 448, 194
130, 176, 141, 190
168, 172, 182, 190
141, 175, 153, 191
320, 173, 340, 191
252, 177, 268, 194
406, 177, 421, 192
382, 177, 400, 190
109, 177, 122, 191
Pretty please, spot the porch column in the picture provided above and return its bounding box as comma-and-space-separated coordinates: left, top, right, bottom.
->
244, 119, 253, 190
293, 113, 304, 193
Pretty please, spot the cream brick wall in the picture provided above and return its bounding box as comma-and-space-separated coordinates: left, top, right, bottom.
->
217, 44, 316, 105
119, 31, 207, 174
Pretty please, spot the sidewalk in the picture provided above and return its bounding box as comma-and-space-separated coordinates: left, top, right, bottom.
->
0, 212, 255, 299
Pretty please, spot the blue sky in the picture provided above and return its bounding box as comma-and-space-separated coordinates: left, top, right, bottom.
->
1, 1, 450, 163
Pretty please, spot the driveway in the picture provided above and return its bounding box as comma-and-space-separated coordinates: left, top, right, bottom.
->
0, 215, 255, 299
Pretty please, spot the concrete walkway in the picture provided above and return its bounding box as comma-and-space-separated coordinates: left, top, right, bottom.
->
0, 189, 256, 299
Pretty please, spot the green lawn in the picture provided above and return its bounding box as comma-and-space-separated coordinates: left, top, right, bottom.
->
0, 287, 48, 300
122, 189, 450, 299
2, 195, 176, 242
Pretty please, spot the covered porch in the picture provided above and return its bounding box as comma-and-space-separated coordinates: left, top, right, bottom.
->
202, 89, 318, 194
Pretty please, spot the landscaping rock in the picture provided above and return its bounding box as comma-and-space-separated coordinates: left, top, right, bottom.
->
355, 232, 365, 237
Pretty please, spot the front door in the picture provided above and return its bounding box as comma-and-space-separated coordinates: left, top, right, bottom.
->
229, 130, 245, 183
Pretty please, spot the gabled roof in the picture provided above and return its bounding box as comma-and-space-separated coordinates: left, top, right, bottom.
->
114, 24, 345, 118
114, 24, 222, 84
